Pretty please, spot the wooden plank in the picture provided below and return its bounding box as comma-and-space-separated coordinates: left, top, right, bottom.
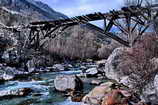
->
44, 26, 60, 38
35, 31, 40, 49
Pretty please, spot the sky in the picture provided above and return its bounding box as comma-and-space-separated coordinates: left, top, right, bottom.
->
37, 0, 124, 17
37, 0, 125, 27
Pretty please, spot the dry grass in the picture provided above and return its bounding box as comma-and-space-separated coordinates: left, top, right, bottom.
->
118, 34, 158, 91
43, 25, 100, 60
98, 40, 122, 59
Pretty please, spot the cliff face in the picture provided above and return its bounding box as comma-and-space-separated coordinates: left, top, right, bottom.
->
0, 0, 67, 26
0, 0, 67, 19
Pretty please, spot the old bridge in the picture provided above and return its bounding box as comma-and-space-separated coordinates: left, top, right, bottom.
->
1, 4, 158, 51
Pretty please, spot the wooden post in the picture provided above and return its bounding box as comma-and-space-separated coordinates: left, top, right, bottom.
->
104, 18, 114, 32
104, 18, 106, 32
35, 30, 40, 50
126, 15, 132, 45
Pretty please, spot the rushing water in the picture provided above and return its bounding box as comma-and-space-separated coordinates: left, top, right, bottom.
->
0, 70, 94, 105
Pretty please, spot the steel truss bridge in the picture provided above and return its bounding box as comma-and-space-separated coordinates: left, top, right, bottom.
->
1, 4, 158, 50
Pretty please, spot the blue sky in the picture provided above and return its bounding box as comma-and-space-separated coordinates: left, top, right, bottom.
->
37, 0, 124, 28
37, 0, 124, 17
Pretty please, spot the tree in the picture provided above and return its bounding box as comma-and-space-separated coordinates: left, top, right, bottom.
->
124, 0, 154, 6
124, 0, 143, 6
122, 0, 158, 46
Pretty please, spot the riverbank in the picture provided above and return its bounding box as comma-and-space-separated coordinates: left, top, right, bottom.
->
0, 60, 104, 105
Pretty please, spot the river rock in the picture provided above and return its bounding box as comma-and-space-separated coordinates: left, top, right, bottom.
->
27, 60, 35, 73
80, 66, 87, 70
54, 75, 83, 92
53, 64, 65, 71
83, 80, 141, 105
0, 67, 16, 80
1, 50, 9, 63
86, 68, 98, 77
101, 89, 131, 105
5, 67, 28, 75
82, 82, 114, 105
0, 88, 32, 99
80, 103, 89, 105
2, 73, 14, 80
2, 47, 19, 66
90, 80, 102, 85
0, 66, 30, 80
96, 59, 106, 68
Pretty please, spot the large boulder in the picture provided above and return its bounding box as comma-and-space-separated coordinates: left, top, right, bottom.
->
82, 82, 114, 105
104, 34, 158, 104
104, 47, 133, 87
101, 89, 130, 105
82, 81, 140, 105
54, 75, 83, 92
105, 34, 158, 88
104, 46, 158, 90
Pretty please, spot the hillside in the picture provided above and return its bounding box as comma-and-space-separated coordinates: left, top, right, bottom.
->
0, 0, 67, 21
0, 0, 67, 26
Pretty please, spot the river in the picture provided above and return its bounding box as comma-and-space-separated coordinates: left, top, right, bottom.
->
0, 70, 95, 105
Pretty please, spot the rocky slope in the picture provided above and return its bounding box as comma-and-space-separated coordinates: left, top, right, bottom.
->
0, 0, 67, 22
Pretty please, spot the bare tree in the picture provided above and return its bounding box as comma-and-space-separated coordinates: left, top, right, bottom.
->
122, 0, 158, 46
124, 0, 143, 6
124, 0, 154, 6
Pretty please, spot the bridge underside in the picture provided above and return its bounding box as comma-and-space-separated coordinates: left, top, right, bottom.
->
27, 5, 154, 49
1, 5, 158, 50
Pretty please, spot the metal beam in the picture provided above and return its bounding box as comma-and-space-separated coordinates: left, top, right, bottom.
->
86, 23, 130, 47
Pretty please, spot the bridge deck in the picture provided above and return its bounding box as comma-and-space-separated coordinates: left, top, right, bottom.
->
30, 6, 146, 27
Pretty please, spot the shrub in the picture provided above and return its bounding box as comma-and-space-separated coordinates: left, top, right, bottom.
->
118, 33, 158, 91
